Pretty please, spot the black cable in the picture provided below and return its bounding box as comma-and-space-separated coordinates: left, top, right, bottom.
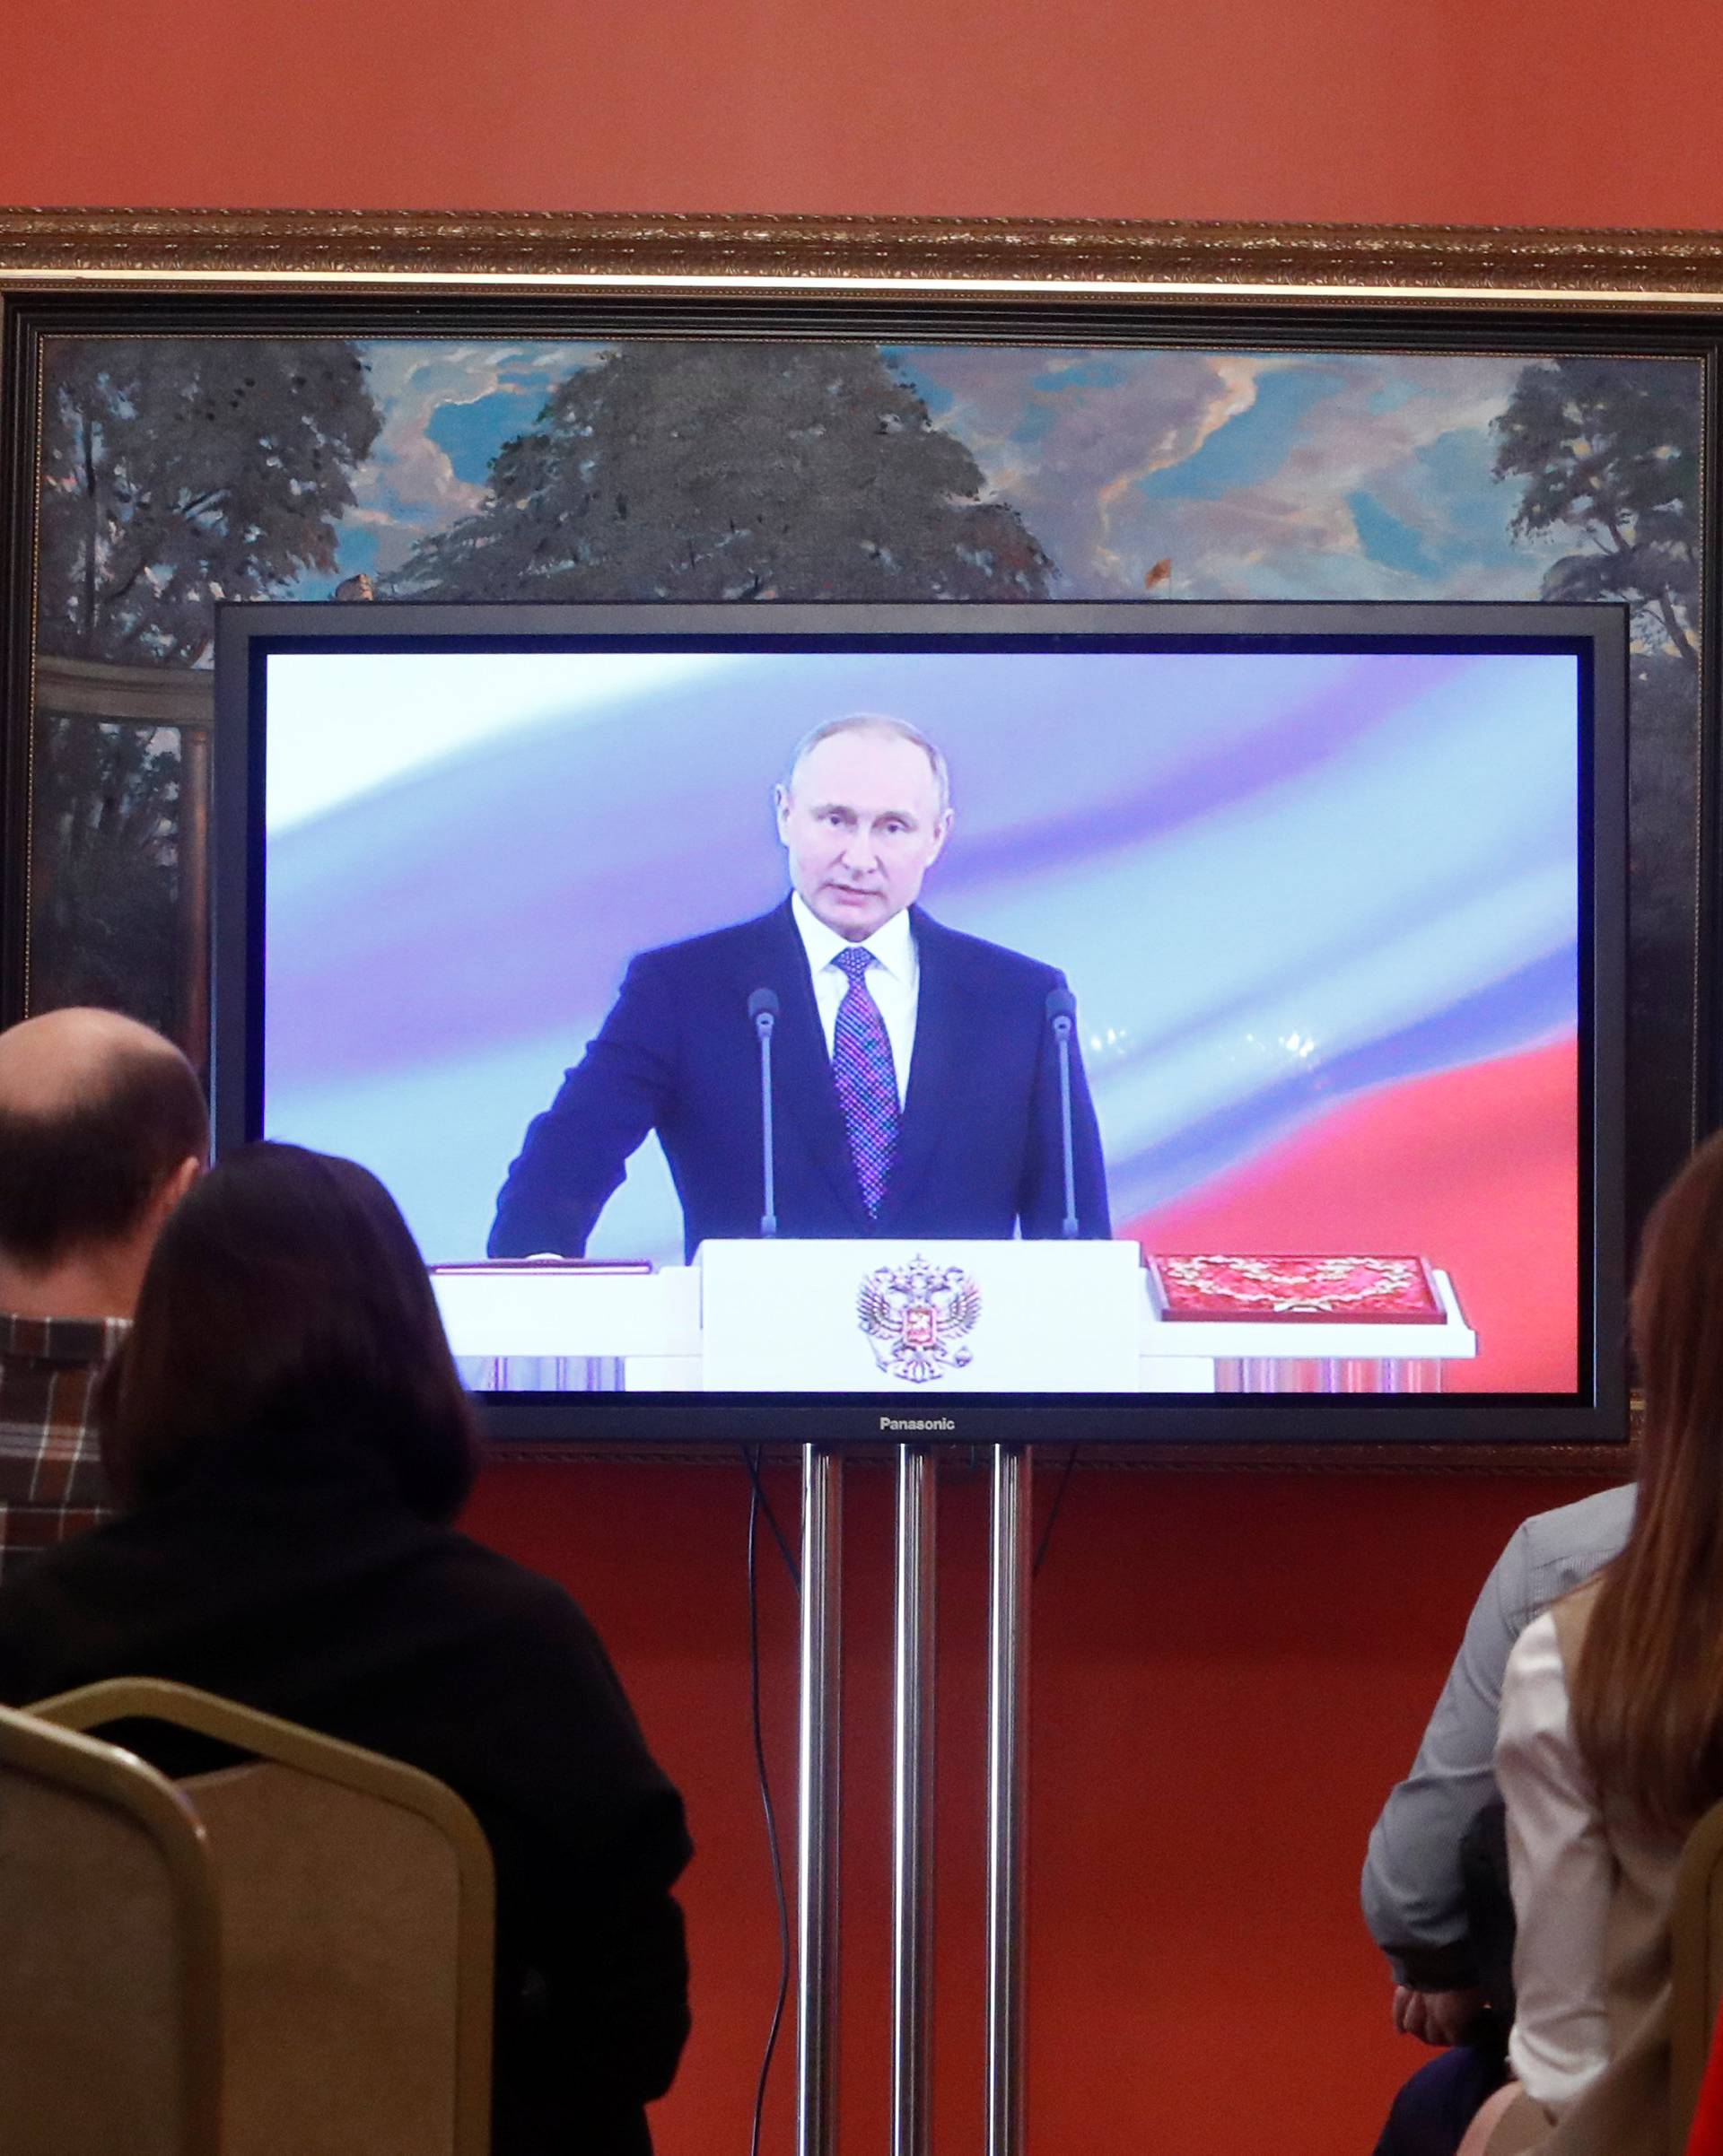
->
747, 1453, 793, 2156
1032, 1444, 1080, 1577
743, 1444, 800, 1590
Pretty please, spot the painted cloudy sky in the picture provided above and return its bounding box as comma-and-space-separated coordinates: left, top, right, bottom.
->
310, 339, 1655, 598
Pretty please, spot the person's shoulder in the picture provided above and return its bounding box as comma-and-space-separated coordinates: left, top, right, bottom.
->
628, 905, 788, 982
1493, 1484, 1633, 1629
434, 1528, 596, 1630
431, 1531, 652, 1724
914, 910, 1063, 992
1517, 1484, 1634, 1575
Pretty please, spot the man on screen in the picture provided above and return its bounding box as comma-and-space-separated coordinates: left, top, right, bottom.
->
489, 713, 1111, 1258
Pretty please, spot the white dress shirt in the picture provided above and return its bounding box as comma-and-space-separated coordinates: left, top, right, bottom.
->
1498, 1610, 1613, 2117
790, 892, 919, 1110
1494, 1596, 1690, 2140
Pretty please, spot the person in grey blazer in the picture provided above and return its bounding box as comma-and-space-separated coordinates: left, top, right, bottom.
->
1361, 1484, 1633, 2155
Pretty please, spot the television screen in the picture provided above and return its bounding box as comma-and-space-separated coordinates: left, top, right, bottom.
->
214, 601, 1626, 1446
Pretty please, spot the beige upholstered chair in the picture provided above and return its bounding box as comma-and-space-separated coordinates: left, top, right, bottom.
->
0, 1700, 223, 2156
1455, 1796, 1723, 2156
31, 1677, 495, 2156
1669, 1796, 1723, 2146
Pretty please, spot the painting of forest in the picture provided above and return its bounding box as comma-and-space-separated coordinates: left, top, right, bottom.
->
28, 334, 1701, 1221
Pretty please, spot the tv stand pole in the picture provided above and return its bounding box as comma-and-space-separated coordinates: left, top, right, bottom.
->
797, 1443, 844, 2156
891, 1444, 939, 2156
797, 1438, 1033, 2155
986, 1444, 1032, 2156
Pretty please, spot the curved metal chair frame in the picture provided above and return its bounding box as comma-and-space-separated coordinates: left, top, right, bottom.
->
0, 1700, 224, 2154
30, 1676, 495, 2156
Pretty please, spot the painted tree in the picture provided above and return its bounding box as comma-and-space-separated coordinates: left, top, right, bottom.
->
39, 338, 381, 665
1495, 354, 1702, 1230
383, 342, 1053, 601
1491, 354, 1699, 668
29, 714, 183, 1038
31, 338, 380, 1040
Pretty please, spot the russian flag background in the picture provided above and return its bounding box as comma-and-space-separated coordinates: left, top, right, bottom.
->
263, 642, 1583, 1394
1129, 1043, 1579, 1392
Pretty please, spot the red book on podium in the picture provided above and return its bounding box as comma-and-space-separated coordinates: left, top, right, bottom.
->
1144, 1254, 1446, 1323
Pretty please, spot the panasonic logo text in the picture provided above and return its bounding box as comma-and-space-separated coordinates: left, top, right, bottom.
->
879, 1417, 956, 1432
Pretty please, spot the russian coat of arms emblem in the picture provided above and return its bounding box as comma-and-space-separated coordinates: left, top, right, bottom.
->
857, 1255, 982, 1384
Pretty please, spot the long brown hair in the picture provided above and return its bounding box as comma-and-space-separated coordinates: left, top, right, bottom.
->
1571, 1128, 1723, 1836
101, 1141, 479, 1523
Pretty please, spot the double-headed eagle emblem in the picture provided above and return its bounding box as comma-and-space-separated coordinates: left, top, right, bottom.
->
857, 1255, 982, 1384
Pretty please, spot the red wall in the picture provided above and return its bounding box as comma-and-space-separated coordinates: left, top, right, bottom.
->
4, 0, 1723, 229
460, 1460, 1612, 2154
2, 9, 1683, 2147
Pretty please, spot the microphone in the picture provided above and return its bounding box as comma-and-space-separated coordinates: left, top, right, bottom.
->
748, 988, 780, 1238
1045, 988, 1080, 1239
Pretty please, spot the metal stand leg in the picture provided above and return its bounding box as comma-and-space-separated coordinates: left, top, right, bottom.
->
891, 1446, 939, 2156
797, 1445, 844, 2156
986, 1445, 1032, 2156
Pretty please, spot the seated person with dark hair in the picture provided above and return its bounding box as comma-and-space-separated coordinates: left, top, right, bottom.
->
0, 1008, 207, 1579
1458, 1131, 1723, 2153
0, 1141, 691, 2156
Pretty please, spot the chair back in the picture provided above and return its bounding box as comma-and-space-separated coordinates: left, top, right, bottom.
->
0, 1702, 222, 2156
1672, 1798, 1723, 2147
30, 1677, 494, 2156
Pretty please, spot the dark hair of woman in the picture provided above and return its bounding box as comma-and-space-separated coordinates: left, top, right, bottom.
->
100, 1141, 479, 1522
1571, 1126, 1723, 1837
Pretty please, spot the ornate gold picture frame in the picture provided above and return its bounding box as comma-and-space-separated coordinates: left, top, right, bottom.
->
2, 207, 1714, 1471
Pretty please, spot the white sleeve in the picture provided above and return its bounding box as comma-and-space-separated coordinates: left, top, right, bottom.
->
1499, 1609, 1615, 2116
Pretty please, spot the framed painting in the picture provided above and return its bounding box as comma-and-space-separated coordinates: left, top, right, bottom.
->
0, 210, 1715, 1468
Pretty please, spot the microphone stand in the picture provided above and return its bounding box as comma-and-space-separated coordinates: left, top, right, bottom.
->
1046, 991, 1079, 1240
749, 988, 780, 1238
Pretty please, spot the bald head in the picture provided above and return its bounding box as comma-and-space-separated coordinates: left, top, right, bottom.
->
0, 1008, 208, 1276
0, 1008, 189, 1114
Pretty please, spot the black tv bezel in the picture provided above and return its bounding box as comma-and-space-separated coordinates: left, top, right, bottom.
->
213, 598, 1628, 1452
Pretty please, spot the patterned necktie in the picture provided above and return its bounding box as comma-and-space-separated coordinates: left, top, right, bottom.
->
831, 946, 899, 1218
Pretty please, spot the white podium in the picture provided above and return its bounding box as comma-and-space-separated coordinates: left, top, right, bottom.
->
432, 1242, 1476, 1394
700, 1239, 1142, 1392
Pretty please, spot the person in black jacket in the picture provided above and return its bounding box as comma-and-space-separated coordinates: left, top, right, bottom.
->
0, 1140, 691, 2156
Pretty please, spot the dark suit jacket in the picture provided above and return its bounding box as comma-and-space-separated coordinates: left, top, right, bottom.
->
490, 898, 1110, 1260
0, 1433, 692, 2156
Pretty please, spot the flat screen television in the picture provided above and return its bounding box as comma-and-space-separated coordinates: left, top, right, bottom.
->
213, 600, 1627, 1448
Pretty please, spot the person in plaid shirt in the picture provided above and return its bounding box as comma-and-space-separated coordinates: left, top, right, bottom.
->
0, 1008, 206, 1580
